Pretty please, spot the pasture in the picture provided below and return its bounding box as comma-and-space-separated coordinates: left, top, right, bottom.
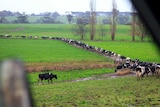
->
0, 38, 159, 64
0, 38, 113, 72
30, 74, 160, 107
0, 24, 75, 39
27, 67, 160, 107
0, 39, 107, 63
0, 24, 153, 41
0, 23, 156, 61
83, 41, 160, 63
0, 24, 160, 107
27, 68, 114, 84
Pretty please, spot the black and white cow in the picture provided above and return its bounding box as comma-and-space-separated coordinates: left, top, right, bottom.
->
115, 63, 131, 72
38, 72, 57, 83
41, 36, 49, 39
155, 64, 160, 76
135, 65, 151, 80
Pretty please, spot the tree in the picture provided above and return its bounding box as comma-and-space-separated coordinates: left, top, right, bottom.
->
38, 13, 55, 23
117, 15, 130, 24
98, 18, 107, 40
0, 16, 8, 23
73, 17, 88, 40
130, 5, 137, 41
51, 12, 60, 19
16, 12, 29, 23
130, 5, 150, 41
66, 14, 73, 24
130, 12, 137, 41
89, 0, 96, 40
110, 0, 118, 41
41, 16, 54, 23
0, 10, 14, 16
135, 17, 150, 41
103, 17, 110, 24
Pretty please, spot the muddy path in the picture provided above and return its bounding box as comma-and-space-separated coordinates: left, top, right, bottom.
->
36, 72, 136, 85
70, 71, 136, 82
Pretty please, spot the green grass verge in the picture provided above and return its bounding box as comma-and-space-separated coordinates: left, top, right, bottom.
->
27, 68, 114, 84
30, 75, 160, 107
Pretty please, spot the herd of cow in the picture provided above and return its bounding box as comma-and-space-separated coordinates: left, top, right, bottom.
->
51, 37, 160, 80
115, 59, 160, 80
0, 35, 160, 81
38, 36, 160, 81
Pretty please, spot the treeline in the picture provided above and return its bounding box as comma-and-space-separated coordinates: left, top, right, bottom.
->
0, 10, 62, 24
0, 10, 132, 24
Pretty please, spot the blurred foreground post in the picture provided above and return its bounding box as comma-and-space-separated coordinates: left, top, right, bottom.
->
0, 58, 33, 107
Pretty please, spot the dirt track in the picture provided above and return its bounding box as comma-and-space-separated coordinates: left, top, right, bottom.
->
70, 71, 136, 82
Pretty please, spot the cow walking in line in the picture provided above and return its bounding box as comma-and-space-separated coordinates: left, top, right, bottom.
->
38, 72, 57, 84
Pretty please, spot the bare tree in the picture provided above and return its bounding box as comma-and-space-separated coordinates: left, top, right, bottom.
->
130, 5, 150, 41
110, 0, 118, 41
130, 12, 136, 41
90, 0, 96, 40
15, 12, 29, 23
98, 18, 107, 40
130, 4, 137, 41
66, 14, 73, 24
72, 16, 88, 40
0, 16, 8, 23
135, 17, 150, 41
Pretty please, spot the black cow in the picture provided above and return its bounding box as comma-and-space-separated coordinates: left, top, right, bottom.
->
115, 64, 124, 72
115, 63, 131, 72
38, 72, 57, 83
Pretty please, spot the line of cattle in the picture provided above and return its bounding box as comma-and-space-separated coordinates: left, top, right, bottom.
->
1, 34, 160, 80
0, 34, 131, 63
49, 37, 160, 80
115, 59, 160, 80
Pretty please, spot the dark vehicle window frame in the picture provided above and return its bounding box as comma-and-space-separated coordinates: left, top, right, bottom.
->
131, 0, 160, 48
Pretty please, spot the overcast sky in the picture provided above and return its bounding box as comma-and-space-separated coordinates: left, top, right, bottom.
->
0, 0, 132, 14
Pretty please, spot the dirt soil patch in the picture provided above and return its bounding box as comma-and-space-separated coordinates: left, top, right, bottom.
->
25, 61, 116, 72
70, 71, 136, 82
115, 68, 131, 76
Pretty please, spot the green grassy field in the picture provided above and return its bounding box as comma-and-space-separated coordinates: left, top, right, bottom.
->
30, 74, 160, 107
0, 24, 159, 62
0, 24, 73, 38
0, 39, 107, 63
83, 41, 160, 63
27, 68, 114, 84
0, 38, 159, 63
27, 68, 160, 107
0, 24, 160, 107
0, 24, 152, 41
